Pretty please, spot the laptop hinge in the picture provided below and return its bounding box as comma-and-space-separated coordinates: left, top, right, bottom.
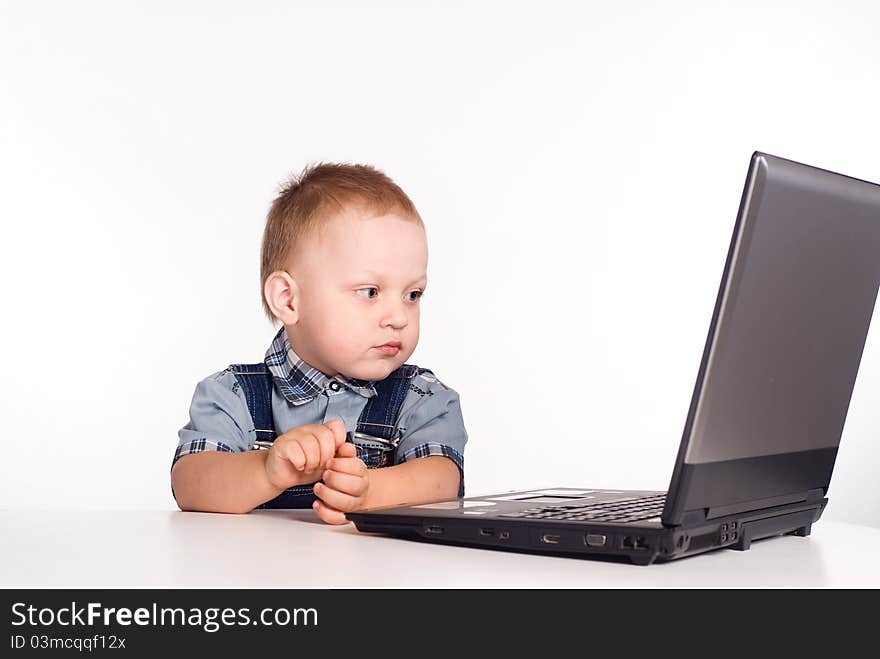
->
705, 490, 820, 520
677, 509, 708, 526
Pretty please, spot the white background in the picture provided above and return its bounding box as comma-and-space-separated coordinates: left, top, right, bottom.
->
2, 1, 878, 527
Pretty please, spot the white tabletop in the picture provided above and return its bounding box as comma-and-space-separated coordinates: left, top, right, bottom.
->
0, 509, 875, 588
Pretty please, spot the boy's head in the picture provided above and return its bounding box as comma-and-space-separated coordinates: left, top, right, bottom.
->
261, 163, 427, 382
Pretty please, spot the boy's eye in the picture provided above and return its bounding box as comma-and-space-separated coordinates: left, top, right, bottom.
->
355, 286, 424, 302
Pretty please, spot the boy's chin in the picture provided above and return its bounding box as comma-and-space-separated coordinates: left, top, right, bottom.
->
347, 360, 400, 382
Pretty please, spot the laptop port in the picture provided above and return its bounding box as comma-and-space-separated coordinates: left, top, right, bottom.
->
541, 533, 561, 545
622, 536, 648, 550
585, 533, 607, 547
479, 528, 495, 537
499, 531, 510, 540
424, 525, 444, 535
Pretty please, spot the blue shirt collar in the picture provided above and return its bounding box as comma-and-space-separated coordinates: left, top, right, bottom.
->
264, 327, 377, 405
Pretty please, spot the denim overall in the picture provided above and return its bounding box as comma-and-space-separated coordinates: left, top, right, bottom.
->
228, 362, 430, 509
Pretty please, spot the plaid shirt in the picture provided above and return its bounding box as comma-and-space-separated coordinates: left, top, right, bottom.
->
174, 328, 466, 496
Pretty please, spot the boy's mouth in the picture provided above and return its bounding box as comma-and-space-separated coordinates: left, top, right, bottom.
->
374, 340, 402, 356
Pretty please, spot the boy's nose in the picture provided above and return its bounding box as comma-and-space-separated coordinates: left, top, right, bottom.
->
381, 314, 408, 330
380, 302, 408, 329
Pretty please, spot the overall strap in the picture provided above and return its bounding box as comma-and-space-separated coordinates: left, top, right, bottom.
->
351, 364, 426, 467
228, 363, 315, 510
356, 364, 424, 439
228, 363, 276, 444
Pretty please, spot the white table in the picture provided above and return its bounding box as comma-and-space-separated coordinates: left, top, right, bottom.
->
1, 510, 876, 588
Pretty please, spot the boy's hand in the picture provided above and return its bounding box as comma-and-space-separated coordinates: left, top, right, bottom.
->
311, 454, 371, 525
264, 419, 348, 491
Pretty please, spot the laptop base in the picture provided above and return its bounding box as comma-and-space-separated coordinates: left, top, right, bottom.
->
349, 494, 826, 566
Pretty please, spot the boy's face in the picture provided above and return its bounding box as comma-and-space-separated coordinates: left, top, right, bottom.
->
282, 207, 428, 381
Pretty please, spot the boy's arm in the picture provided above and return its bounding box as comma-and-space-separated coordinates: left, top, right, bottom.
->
172, 420, 348, 514
171, 450, 286, 515
313, 454, 461, 523
363, 455, 461, 509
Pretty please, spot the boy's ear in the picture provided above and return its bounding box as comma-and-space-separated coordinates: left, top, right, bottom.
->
264, 270, 300, 325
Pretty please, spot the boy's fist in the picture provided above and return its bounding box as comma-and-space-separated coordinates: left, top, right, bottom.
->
264, 419, 348, 491
312, 453, 371, 525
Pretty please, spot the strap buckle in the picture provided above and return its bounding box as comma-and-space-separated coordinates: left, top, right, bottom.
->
254, 432, 400, 452
347, 431, 399, 452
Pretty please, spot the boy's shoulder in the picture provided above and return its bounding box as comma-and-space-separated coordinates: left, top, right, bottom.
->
192, 366, 251, 402
397, 364, 461, 409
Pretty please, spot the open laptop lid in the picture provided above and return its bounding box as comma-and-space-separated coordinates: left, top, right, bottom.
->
662, 152, 880, 526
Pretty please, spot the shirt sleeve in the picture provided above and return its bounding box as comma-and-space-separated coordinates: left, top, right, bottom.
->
173, 369, 255, 471
393, 371, 468, 497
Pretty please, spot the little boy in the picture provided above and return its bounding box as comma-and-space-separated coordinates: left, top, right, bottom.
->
171, 163, 466, 524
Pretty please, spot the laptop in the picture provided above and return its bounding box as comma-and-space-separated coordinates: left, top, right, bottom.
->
348, 152, 880, 565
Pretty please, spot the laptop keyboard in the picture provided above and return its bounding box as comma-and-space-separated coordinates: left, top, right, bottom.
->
499, 493, 667, 523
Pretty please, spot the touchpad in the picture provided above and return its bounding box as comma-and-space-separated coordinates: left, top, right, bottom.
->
513, 495, 587, 503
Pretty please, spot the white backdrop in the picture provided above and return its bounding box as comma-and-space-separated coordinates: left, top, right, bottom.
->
2, 1, 878, 527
